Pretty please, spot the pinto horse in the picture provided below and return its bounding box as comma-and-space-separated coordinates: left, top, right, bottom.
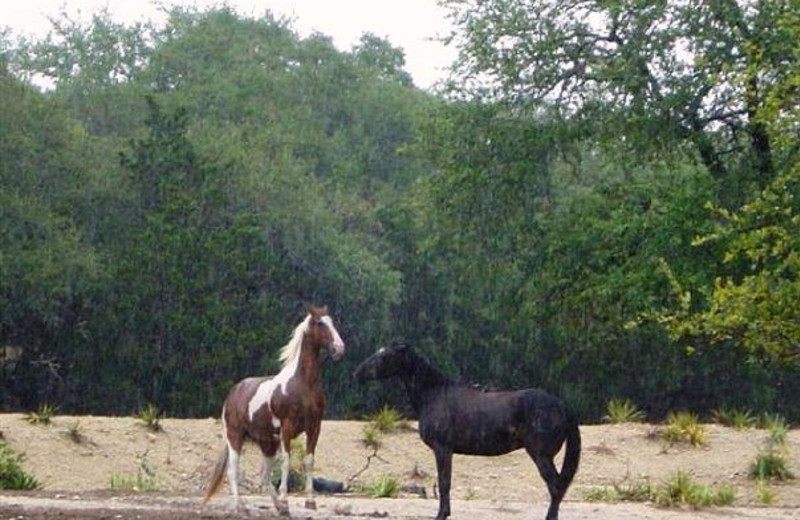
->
204, 306, 345, 515
354, 345, 580, 520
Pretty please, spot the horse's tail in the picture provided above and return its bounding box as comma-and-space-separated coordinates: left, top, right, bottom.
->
558, 409, 581, 496
203, 447, 229, 506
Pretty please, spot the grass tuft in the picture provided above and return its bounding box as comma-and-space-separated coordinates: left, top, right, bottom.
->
64, 420, 84, 444
369, 474, 400, 498
136, 403, 163, 432
23, 403, 57, 426
361, 423, 383, 450
370, 406, 408, 433
604, 398, 645, 424
749, 449, 794, 481
654, 471, 735, 507
0, 442, 40, 490
712, 407, 757, 430
663, 411, 707, 447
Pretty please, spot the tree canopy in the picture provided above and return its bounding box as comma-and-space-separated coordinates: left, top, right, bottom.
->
1, 3, 798, 421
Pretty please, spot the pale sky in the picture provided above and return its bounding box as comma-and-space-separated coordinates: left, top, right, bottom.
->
1, 0, 458, 90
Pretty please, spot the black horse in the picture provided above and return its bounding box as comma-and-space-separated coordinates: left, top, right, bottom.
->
354, 345, 580, 520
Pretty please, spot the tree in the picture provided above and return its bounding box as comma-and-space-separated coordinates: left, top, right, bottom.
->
442, 0, 797, 203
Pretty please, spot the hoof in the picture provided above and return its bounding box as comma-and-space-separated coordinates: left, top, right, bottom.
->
305, 499, 317, 510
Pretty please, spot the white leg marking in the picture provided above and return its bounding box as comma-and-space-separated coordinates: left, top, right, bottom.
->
226, 443, 241, 509
304, 454, 315, 504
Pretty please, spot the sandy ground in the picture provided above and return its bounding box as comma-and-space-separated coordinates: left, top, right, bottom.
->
0, 414, 798, 519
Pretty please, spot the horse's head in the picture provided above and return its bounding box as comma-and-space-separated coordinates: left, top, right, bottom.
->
307, 305, 345, 361
353, 344, 411, 382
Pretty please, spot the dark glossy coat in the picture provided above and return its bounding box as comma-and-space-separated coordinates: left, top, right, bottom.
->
355, 345, 580, 520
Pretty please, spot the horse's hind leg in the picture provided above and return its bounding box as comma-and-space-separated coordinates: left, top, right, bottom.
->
225, 441, 247, 514
258, 443, 286, 516
526, 449, 563, 520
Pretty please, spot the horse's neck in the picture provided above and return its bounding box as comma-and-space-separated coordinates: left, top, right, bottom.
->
404, 354, 452, 413
295, 338, 322, 387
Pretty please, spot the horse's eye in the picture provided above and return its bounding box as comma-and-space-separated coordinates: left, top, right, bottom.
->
317, 320, 326, 327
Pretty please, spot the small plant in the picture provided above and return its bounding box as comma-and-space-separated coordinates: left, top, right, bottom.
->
604, 398, 645, 424
23, 403, 57, 425
0, 442, 40, 490
750, 449, 794, 481
361, 423, 383, 450
369, 474, 400, 498
64, 420, 85, 444
712, 407, 756, 430
583, 481, 653, 503
762, 415, 789, 446
663, 411, 707, 447
654, 471, 735, 507
370, 406, 407, 433
136, 403, 163, 432
756, 479, 776, 505
110, 451, 159, 492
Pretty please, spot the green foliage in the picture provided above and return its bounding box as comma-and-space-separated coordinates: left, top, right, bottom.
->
583, 481, 653, 503
711, 408, 757, 430
585, 473, 734, 508
361, 424, 383, 451
664, 412, 707, 447
110, 451, 159, 492
23, 404, 57, 425
756, 479, 776, 505
369, 474, 400, 498
136, 404, 162, 432
654, 471, 735, 508
604, 399, 645, 424
764, 416, 789, 446
750, 450, 794, 481
64, 421, 84, 444
369, 406, 407, 433
0, 443, 39, 490
1, 2, 799, 424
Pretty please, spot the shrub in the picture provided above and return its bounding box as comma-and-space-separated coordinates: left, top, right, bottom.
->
136, 403, 163, 432
0, 442, 39, 490
370, 406, 407, 433
761, 414, 789, 446
664, 411, 707, 447
361, 423, 382, 450
369, 474, 400, 498
23, 403, 57, 426
64, 420, 84, 444
712, 408, 756, 430
654, 471, 735, 507
756, 479, 776, 505
583, 481, 653, 503
604, 399, 645, 424
750, 449, 794, 481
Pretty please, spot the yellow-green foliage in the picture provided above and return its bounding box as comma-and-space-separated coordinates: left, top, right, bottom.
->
23, 403, 57, 426
370, 406, 407, 433
136, 403, 163, 432
369, 474, 400, 498
664, 411, 707, 447
654, 471, 735, 507
604, 398, 645, 423
0, 442, 39, 490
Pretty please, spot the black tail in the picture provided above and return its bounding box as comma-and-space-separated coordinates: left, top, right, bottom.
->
558, 410, 581, 496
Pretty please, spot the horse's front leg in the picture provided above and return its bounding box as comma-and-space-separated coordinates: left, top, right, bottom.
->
276, 429, 293, 516
304, 423, 321, 510
433, 446, 453, 520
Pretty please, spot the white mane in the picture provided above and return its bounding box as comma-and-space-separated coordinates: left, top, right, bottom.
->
278, 314, 312, 369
